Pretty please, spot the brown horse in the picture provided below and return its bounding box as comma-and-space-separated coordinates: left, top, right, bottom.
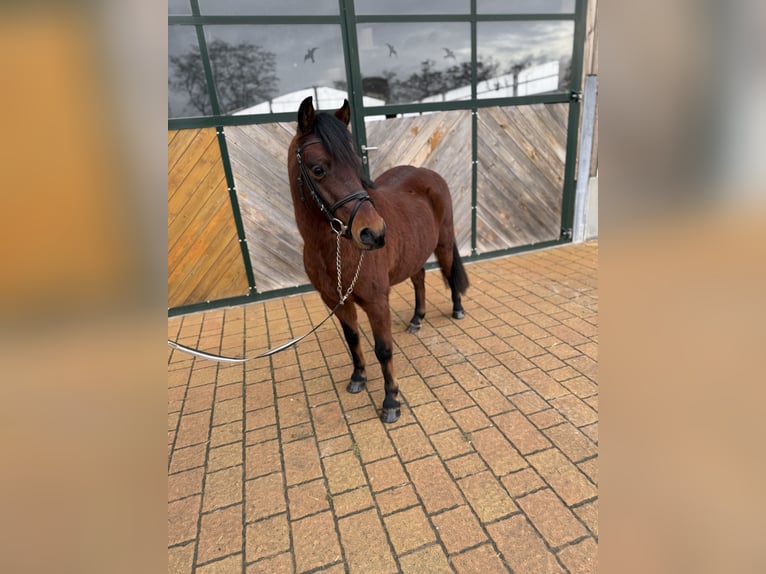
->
287, 96, 469, 423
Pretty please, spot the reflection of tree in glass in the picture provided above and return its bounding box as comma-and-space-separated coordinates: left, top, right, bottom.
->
395, 60, 446, 102
445, 60, 500, 90
378, 58, 500, 104
509, 57, 533, 96
169, 39, 278, 114
357, 55, 565, 105
559, 57, 572, 90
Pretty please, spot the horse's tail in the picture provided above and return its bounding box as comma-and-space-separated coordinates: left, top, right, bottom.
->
450, 243, 470, 294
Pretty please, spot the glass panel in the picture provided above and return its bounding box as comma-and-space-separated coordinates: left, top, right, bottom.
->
355, 0, 467, 15
202, 25, 346, 115
198, 0, 338, 16
477, 21, 574, 98
477, 0, 575, 13
168, 0, 191, 15
168, 26, 212, 118
356, 23, 471, 105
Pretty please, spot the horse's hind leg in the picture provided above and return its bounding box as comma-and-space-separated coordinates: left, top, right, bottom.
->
435, 242, 469, 319
407, 267, 426, 333
336, 303, 367, 393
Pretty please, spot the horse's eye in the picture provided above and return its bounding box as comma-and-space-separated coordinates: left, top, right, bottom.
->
312, 166, 325, 177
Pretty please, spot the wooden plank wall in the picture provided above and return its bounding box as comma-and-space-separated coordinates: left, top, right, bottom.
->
168, 105, 570, 308
476, 103, 569, 252
365, 111, 473, 257
168, 128, 250, 308
225, 122, 310, 293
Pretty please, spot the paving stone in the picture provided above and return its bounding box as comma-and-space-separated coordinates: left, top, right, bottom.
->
451, 544, 508, 574
431, 505, 487, 554
366, 456, 410, 493
488, 514, 564, 573
168, 495, 200, 546
203, 466, 243, 512
406, 456, 464, 514
245, 472, 286, 522
323, 450, 366, 494
338, 509, 397, 574
245, 514, 290, 563
282, 437, 322, 486
494, 410, 552, 454
383, 506, 437, 554
398, 544, 452, 574
332, 486, 374, 517
458, 470, 518, 523
527, 448, 597, 505
197, 504, 243, 564
287, 478, 330, 520
388, 423, 435, 462
557, 537, 598, 574
517, 488, 588, 548
292, 511, 342, 572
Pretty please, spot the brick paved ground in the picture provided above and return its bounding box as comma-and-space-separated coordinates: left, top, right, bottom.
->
168, 241, 598, 574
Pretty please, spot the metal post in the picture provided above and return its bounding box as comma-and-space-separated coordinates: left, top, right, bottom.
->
573, 74, 597, 243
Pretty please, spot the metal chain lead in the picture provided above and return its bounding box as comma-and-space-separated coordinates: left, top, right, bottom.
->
335, 222, 364, 304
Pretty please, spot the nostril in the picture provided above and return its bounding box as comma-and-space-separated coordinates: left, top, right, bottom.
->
360, 228, 374, 245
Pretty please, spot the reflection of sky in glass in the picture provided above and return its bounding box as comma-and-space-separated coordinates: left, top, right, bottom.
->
198, 0, 338, 16
477, 0, 575, 13
477, 21, 574, 97
355, 0, 467, 15
168, 0, 191, 15
357, 23, 470, 81
478, 21, 574, 69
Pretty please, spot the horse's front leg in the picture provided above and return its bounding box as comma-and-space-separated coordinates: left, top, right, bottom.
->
364, 300, 400, 423
335, 302, 367, 393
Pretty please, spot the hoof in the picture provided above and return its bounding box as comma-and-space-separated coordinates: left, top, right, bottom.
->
380, 407, 401, 424
406, 322, 421, 334
452, 309, 465, 320
347, 377, 366, 394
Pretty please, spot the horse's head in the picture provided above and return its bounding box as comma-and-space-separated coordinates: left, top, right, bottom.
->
290, 96, 386, 251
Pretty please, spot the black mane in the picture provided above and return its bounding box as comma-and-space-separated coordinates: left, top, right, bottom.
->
314, 112, 375, 189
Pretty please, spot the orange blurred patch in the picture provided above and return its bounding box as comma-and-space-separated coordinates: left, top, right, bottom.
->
0, 8, 138, 318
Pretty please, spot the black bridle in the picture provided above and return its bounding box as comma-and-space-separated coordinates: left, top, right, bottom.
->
296, 140, 373, 238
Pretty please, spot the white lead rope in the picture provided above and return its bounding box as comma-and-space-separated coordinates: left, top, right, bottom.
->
167, 223, 364, 363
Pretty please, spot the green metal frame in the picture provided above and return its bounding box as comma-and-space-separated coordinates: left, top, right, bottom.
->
168, 0, 589, 315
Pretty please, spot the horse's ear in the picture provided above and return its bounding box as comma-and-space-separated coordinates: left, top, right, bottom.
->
335, 99, 351, 126
297, 96, 316, 134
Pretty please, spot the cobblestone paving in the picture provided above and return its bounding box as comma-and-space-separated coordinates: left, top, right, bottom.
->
168, 241, 598, 573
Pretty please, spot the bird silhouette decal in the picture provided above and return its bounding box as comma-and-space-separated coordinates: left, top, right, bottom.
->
304, 47, 318, 63
385, 43, 398, 57
443, 47, 456, 60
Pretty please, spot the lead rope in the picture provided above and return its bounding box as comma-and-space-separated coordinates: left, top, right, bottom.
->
167, 224, 364, 363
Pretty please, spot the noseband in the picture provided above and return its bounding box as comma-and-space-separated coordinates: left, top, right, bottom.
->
296, 141, 373, 238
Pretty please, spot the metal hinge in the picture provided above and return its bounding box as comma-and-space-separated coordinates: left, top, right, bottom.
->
570, 91, 583, 102
561, 228, 573, 240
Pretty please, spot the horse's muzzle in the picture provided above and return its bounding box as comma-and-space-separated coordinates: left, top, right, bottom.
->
359, 226, 386, 250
